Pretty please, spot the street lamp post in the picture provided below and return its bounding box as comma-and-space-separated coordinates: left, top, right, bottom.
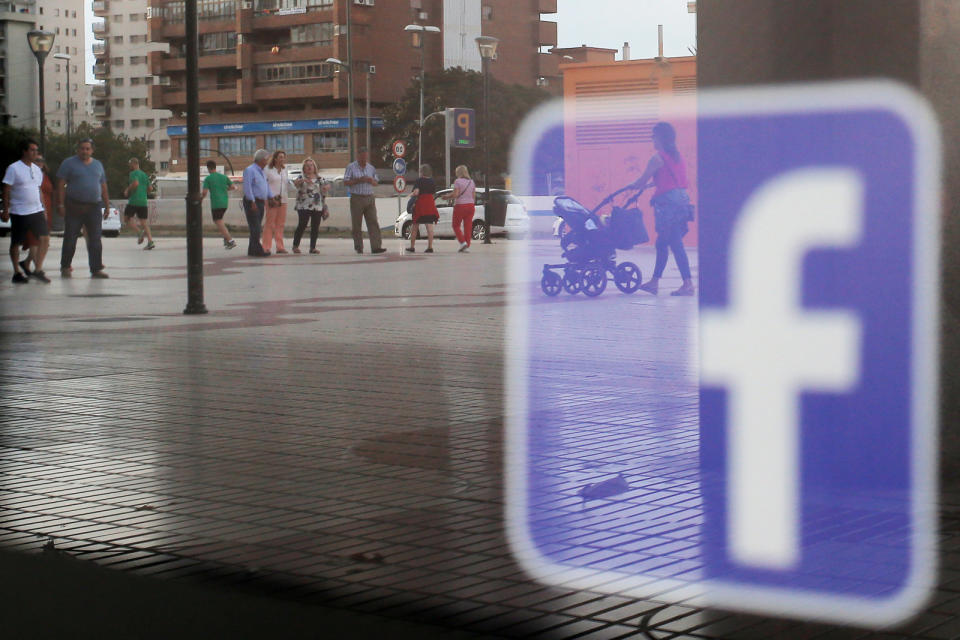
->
183, 0, 206, 315
327, 56, 373, 156
53, 53, 71, 144
475, 35, 499, 244
27, 31, 55, 153
404, 24, 440, 169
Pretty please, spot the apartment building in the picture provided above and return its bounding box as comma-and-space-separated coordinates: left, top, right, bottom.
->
146, 0, 558, 172
36, 0, 90, 133
0, 0, 37, 128
93, 0, 172, 172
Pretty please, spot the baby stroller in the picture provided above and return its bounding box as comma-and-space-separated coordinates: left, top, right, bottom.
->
541, 183, 650, 297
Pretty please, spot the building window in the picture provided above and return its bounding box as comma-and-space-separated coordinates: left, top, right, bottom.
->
112, 56, 124, 65
130, 56, 147, 65
482, 5, 493, 19
160, 118, 169, 127
145, 77, 155, 85
113, 36, 124, 44
113, 14, 123, 21
114, 98, 125, 106
131, 77, 141, 85
114, 120, 125, 129
113, 78, 124, 86
72, 10, 76, 18
178, 139, 187, 157
130, 98, 145, 107
131, 119, 141, 128
147, 140, 156, 150
160, 0, 237, 21
129, 13, 139, 20
145, 119, 155, 128
312, 131, 347, 153
290, 22, 333, 46
199, 32, 236, 54
160, 161, 169, 171
265, 133, 304, 154
217, 136, 257, 156
160, 140, 170, 150
256, 62, 333, 85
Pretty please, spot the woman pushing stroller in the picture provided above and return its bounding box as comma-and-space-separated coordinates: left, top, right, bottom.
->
630, 122, 695, 297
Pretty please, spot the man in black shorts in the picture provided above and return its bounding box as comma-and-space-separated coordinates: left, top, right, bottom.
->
201, 160, 237, 249
1, 139, 51, 283
123, 158, 155, 250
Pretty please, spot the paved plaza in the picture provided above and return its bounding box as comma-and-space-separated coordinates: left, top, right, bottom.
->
2, 233, 960, 638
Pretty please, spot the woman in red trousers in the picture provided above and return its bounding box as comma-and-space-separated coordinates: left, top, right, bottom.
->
447, 164, 476, 253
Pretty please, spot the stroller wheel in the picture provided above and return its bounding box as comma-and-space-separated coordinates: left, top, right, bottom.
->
614, 262, 642, 294
582, 267, 607, 297
541, 271, 562, 297
562, 268, 582, 294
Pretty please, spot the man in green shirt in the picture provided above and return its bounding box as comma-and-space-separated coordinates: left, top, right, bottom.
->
123, 158, 155, 250
201, 160, 237, 249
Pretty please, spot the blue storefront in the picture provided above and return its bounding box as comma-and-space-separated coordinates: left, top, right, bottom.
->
168, 117, 385, 168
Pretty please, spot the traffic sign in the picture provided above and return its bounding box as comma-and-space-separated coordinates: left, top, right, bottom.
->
392, 157, 407, 176
393, 175, 406, 192
505, 82, 940, 627
392, 140, 406, 158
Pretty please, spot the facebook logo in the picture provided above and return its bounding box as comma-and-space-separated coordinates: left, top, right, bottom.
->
505, 82, 940, 627
698, 83, 939, 623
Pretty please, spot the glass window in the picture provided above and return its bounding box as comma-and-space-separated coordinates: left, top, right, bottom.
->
290, 22, 333, 45
217, 136, 257, 156
256, 62, 333, 85
178, 139, 187, 157
199, 32, 236, 54
265, 133, 304, 154
312, 131, 348, 153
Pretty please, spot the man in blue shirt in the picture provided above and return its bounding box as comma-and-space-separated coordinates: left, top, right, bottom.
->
344, 148, 386, 254
241, 149, 275, 257
56, 138, 110, 278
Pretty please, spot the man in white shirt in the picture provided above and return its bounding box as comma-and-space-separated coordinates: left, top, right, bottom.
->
1, 139, 50, 283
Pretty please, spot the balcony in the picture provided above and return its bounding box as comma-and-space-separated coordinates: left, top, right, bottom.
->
251, 43, 332, 65
92, 0, 108, 17
92, 21, 106, 39
92, 41, 107, 57
538, 52, 559, 78
252, 79, 332, 102
160, 52, 236, 73
91, 83, 108, 98
538, 20, 557, 47
93, 102, 110, 118
156, 83, 237, 109
93, 63, 109, 79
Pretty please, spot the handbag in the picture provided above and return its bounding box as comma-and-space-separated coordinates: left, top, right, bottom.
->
406, 195, 418, 215
661, 153, 696, 221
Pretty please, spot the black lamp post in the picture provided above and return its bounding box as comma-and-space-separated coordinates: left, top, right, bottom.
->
27, 30, 55, 153
405, 24, 441, 168
475, 35, 498, 244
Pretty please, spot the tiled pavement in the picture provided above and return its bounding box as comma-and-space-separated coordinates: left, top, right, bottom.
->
2, 234, 960, 638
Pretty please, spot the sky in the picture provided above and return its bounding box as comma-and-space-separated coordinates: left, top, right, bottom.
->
556, 0, 697, 59
84, 0, 698, 85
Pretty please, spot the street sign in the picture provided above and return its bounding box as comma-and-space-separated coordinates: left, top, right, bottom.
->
450, 108, 475, 149
392, 157, 407, 176
393, 175, 406, 192
505, 82, 940, 627
392, 140, 406, 158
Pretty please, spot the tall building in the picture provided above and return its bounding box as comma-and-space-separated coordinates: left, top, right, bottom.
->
146, 0, 557, 173
36, 0, 89, 134
93, 0, 172, 172
0, 0, 38, 129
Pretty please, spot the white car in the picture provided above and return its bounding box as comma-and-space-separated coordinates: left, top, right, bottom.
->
394, 189, 530, 241
0, 206, 120, 236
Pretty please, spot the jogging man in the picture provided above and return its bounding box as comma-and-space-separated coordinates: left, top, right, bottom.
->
123, 157, 154, 250
1, 139, 51, 283
57, 138, 110, 279
201, 160, 237, 249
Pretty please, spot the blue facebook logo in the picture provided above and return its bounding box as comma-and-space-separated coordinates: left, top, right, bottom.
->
506, 82, 939, 626
698, 83, 940, 622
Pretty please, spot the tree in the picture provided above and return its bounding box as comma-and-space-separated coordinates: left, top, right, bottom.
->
378, 67, 554, 188
42, 123, 155, 199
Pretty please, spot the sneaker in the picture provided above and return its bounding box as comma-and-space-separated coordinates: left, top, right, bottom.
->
425, 247, 434, 253
225, 239, 237, 250
458, 243, 468, 253
60, 267, 72, 278
29, 270, 50, 284
309, 248, 320, 255
292, 246, 301, 254
670, 285, 695, 297
372, 247, 387, 254
144, 241, 156, 250
91, 271, 109, 279
406, 247, 415, 253
12, 272, 27, 284
18, 259, 31, 275
137, 229, 145, 245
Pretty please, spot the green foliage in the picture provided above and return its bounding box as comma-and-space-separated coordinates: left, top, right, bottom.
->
379, 67, 553, 188
1, 123, 155, 200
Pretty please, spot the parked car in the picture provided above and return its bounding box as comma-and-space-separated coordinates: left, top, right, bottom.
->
394, 189, 530, 241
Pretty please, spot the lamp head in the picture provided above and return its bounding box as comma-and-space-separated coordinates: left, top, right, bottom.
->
27, 30, 56, 63
475, 35, 499, 60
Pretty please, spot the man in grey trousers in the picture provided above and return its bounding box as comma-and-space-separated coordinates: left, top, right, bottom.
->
343, 148, 386, 255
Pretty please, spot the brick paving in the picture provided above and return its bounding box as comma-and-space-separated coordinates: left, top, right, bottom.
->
1, 234, 960, 638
